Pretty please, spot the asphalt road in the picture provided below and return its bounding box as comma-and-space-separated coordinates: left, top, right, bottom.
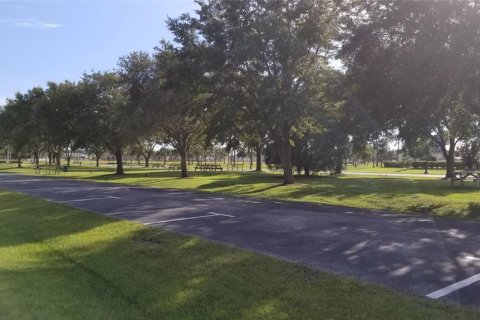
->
1, 172, 479, 308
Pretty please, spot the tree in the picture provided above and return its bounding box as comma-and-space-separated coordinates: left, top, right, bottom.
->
340, 0, 480, 177
81, 71, 134, 175
85, 140, 107, 167
185, 0, 339, 184
38, 81, 87, 168
118, 51, 162, 168
460, 139, 480, 170
0, 88, 44, 167
150, 41, 210, 178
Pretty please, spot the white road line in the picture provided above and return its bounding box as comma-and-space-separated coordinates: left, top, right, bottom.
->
144, 211, 235, 225
207, 211, 235, 218
426, 273, 480, 299
57, 196, 120, 203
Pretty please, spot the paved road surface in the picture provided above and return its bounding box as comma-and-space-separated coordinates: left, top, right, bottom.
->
0, 173, 479, 308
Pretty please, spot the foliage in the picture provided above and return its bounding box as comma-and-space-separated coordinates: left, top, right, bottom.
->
460, 140, 480, 170
189, 0, 341, 184
340, 0, 480, 178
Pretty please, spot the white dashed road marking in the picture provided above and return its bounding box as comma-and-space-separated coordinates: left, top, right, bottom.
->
56, 196, 120, 203
426, 273, 480, 299
144, 211, 235, 225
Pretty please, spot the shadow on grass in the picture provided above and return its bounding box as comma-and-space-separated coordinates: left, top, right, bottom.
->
467, 202, 480, 219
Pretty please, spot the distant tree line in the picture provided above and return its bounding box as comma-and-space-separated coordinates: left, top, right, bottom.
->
1, 0, 480, 182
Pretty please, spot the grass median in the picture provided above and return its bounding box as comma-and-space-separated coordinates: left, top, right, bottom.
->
1, 163, 480, 218
1, 189, 479, 319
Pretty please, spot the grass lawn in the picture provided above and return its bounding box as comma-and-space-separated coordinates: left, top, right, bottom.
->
1, 190, 478, 319
1, 163, 480, 218
344, 164, 447, 175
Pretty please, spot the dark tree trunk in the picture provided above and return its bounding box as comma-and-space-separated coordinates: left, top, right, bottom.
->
335, 149, 343, 174
96, 156, 100, 167
48, 152, 52, 165
249, 149, 253, 169
145, 155, 150, 168
179, 148, 188, 178
335, 160, 343, 174
276, 136, 294, 184
255, 145, 262, 172
67, 157, 71, 167
17, 152, 21, 168
56, 152, 61, 169
305, 165, 310, 176
33, 151, 39, 166
438, 136, 457, 178
114, 149, 124, 175
445, 137, 456, 178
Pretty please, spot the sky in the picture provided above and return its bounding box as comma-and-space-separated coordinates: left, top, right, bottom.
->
0, 0, 198, 106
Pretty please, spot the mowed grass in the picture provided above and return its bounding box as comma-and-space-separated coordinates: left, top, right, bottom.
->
1, 162, 480, 218
345, 164, 447, 175
1, 190, 479, 320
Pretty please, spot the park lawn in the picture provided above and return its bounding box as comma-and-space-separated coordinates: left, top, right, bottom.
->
1, 190, 479, 320
344, 164, 447, 175
1, 163, 480, 218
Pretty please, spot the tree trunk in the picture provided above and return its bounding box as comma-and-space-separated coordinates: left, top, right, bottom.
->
255, 145, 262, 172
96, 155, 100, 167
48, 152, 52, 165
145, 155, 150, 168
445, 137, 456, 178
17, 152, 21, 168
56, 152, 61, 169
179, 148, 188, 178
437, 136, 456, 178
335, 148, 343, 174
33, 151, 39, 166
67, 156, 71, 167
114, 149, 124, 175
335, 159, 343, 174
249, 149, 253, 169
305, 165, 310, 176
276, 137, 294, 184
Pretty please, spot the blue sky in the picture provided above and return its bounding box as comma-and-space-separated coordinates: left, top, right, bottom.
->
0, 0, 198, 106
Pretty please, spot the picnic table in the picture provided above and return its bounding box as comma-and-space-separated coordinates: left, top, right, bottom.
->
167, 164, 181, 171
194, 164, 223, 172
227, 163, 244, 171
450, 170, 479, 186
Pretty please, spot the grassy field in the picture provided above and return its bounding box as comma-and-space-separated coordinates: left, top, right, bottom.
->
344, 164, 447, 175
1, 162, 479, 218
1, 189, 478, 319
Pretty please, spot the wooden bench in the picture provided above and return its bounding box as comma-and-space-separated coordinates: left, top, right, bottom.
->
152, 163, 165, 169
195, 164, 223, 172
